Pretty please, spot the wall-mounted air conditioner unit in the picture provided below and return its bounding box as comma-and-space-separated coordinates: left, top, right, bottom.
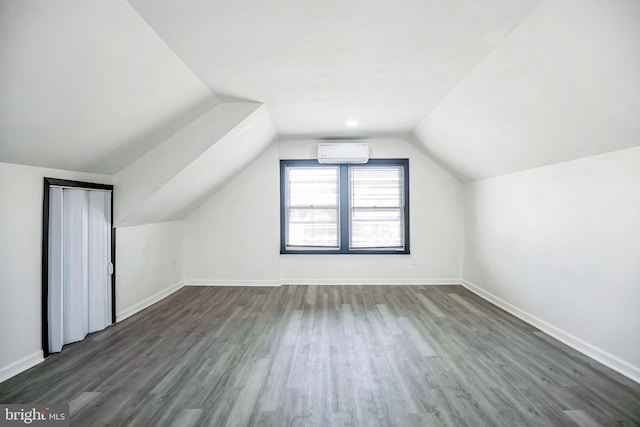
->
317, 142, 369, 164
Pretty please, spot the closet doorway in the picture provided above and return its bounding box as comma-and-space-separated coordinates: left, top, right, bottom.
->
41, 178, 115, 358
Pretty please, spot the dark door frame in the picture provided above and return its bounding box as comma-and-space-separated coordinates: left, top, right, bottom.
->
42, 177, 116, 358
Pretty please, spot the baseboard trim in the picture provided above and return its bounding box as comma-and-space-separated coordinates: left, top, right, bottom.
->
461, 279, 640, 384
280, 278, 463, 286
0, 350, 44, 384
116, 281, 184, 323
185, 279, 463, 286
186, 280, 282, 287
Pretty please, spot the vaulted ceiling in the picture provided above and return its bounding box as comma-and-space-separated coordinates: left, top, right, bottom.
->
413, 0, 640, 181
128, 0, 538, 138
0, 0, 220, 174
1, 0, 639, 185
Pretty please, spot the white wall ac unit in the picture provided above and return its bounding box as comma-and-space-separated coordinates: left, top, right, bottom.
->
317, 142, 369, 164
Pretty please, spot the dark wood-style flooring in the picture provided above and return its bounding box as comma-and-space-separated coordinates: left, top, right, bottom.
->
1, 285, 639, 426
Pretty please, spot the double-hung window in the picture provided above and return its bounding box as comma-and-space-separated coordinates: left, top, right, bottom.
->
280, 159, 409, 254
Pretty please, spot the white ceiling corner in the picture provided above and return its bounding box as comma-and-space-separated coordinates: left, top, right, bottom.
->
0, 0, 220, 174
115, 103, 276, 226
128, 0, 539, 138
2, 0, 637, 183
412, 0, 640, 181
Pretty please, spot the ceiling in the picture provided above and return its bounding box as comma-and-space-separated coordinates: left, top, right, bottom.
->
1, 0, 639, 181
413, 0, 640, 180
128, 0, 538, 138
0, 0, 219, 174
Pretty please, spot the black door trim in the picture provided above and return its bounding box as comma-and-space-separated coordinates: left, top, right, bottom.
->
42, 178, 115, 358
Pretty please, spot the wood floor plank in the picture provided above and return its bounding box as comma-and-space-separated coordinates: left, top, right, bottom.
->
0, 285, 638, 426
563, 409, 604, 427
225, 358, 271, 427
340, 303, 356, 336
68, 391, 101, 415
447, 293, 485, 316
415, 291, 447, 318
168, 409, 202, 427
397, 316, 437, 357
375, 303, 403, 335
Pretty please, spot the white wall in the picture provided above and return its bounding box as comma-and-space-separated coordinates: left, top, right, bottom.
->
0, 162, 111, 382
279, 139, 464, 284
184, 139, 464, 285
116, 221, 185, 321
463, 147, 640, 381
184, 143, 281, 285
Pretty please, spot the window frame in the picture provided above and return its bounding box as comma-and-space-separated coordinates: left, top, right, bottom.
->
280, 158, 410, 255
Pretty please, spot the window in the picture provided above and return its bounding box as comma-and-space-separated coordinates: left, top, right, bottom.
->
280, 159, 409, 254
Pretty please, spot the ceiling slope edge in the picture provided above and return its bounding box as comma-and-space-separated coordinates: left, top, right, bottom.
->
114, 103, 276, 227
408, 0, 543, 183
405, 133, 466, 183
410, 0, 640, 183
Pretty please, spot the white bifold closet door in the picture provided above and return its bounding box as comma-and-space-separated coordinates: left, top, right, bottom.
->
48, 187, 112, 353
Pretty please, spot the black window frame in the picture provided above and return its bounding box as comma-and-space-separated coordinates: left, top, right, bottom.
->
280, 158, 410, 254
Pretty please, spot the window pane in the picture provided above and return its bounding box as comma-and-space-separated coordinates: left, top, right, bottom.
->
351, 208, 403, 248
288, 167, 339, 206
350, 165, 405, 249
351, 167, 403, 208
285, 166, 339, 249
288, 207, 338, 247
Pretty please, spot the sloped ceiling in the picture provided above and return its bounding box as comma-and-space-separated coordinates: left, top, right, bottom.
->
129, 0, 538, 137
114, 103, 275, 227
412, 0, 640, 181
0, 0, 220, 174
1, 0, 638, 184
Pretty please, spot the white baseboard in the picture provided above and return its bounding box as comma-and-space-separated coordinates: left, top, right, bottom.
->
280, 278, 463, 286
0, 350, 44, 384
461, 279, 640, 384
116, 281, 184, 322
186, 280, 281, 287
185, 279, 463, 286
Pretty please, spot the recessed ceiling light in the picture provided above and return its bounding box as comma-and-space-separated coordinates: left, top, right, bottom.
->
346, 120, 359, 127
